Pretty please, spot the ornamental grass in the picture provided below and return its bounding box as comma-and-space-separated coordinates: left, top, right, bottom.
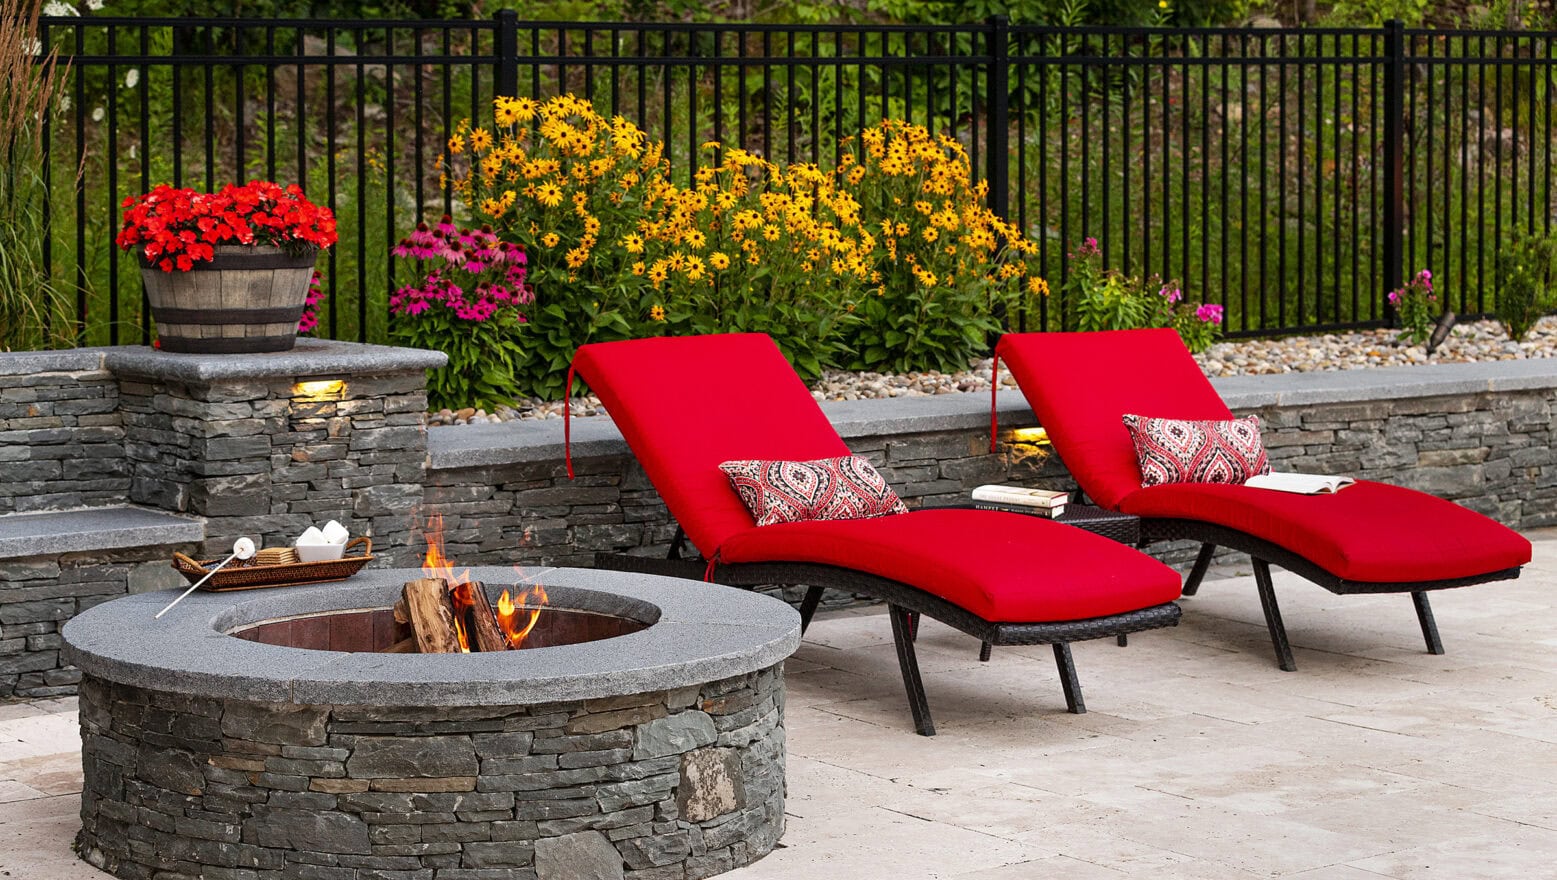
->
0, 0, 71, 350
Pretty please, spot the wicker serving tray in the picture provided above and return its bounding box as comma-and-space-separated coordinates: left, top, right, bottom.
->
172, 537, 373, 591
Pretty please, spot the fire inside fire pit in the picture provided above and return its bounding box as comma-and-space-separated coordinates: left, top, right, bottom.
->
62, 566, 800, 880
230, 602, 648, 652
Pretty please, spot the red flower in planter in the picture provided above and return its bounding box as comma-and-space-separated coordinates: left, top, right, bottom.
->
117, 181, 338, 273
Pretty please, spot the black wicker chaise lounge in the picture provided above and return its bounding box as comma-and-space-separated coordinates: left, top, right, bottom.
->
567, 332, 1183, 735
996, 328, 1533, 671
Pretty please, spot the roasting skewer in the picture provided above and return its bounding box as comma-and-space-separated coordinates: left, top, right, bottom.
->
155, 538, 256, 619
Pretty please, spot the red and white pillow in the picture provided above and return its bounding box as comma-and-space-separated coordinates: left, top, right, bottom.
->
720, 455, 908, 527
1122, 414, 1271, 488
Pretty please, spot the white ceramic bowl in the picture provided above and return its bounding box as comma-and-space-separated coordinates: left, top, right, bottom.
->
295, 541, 347, 563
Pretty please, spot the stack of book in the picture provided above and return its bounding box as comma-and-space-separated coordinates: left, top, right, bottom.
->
970, 485, 1069, 518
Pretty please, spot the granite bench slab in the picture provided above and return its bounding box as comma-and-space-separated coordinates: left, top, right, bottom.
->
0, 506, 205, 560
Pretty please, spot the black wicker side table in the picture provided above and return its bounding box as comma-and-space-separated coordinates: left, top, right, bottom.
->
949, 502, 1141, 545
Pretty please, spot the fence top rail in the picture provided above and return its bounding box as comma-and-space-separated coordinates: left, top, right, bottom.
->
37, 15, 983, 34
36, 16, 1557, 44
38, 15, 499, 29
38, 16, 1557, 40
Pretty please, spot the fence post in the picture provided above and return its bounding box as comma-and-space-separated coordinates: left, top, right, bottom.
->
985, 15, 1012, 331
985, 15, 1010, 222
495, 9, 519, 99
1381, 19, 1405, 322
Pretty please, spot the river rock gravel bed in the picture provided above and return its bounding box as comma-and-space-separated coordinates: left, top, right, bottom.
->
427, 317, 1557, 425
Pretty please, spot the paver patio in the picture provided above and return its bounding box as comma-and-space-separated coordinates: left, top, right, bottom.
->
3, 530, 1555, 880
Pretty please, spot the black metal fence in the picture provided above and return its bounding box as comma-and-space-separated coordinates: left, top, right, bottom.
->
36, 15, 1557, 345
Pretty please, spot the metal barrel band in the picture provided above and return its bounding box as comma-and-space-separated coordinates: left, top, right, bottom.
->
154, 306, 306, 324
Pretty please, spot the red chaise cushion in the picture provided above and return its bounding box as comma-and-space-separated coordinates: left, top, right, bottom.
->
998, 329, 1532, 583
572, 333, 849, 558
998, 329, 1232, 510
718, 508, 1182, 622
1119, 480, 1531, 583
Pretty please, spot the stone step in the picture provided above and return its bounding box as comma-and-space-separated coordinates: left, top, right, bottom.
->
0, 505, 205, 560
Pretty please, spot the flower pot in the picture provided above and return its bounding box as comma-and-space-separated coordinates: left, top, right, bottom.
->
140, 245, 317, 353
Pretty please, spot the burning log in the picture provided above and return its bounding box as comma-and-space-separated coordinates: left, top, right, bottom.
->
402, 578, 462, 654
399, 515, 547, 653
451, 581, 509, 653
399, 578, 513, 654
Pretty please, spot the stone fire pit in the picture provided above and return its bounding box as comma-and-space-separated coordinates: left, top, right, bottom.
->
61, 567, 800, 880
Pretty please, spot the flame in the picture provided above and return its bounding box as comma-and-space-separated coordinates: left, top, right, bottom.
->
419, 514, 549, 651
495, 584, 549, 649
421, 514, 473, 652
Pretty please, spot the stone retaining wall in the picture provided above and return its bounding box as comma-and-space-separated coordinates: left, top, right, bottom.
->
0, 352, 126, 514
116, 370, 431, 565
76, 667, 785, 880
425, 372, 1557, 579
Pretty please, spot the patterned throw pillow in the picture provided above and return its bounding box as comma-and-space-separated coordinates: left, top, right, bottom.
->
1122, 414, 1271, 488
719, 455, 909, 527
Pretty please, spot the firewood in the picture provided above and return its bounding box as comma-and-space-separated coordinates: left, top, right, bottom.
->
393, 599, 409, 625
402, 578, 461, 654
380, 636, 416, 654
454, 581, 510, 653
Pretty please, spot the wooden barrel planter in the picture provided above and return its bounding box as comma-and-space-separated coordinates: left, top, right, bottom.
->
140, 245, 317, 353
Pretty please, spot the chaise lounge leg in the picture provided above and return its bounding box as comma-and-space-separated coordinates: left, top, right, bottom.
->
1252, 559, 1297, 672
1411, 591, 1445, 655
978, 641, 992, 661
888, 605, 936, 736
797, 586, 825, 634
1181, 543, 1217, 597
1052, 643, 1086, 714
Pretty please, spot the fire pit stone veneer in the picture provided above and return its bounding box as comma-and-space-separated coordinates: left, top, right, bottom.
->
61, 566, 800, 880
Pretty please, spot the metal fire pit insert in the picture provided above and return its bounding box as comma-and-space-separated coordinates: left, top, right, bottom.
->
63, 566, 800, 880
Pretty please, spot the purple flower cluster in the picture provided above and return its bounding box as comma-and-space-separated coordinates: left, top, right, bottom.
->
1195, 303, 1224, 324
1387, 268, 1436, 306
298, 271, 326, 335
1159, 284, 1183, 304
1070, 236, 1101, 260
390, 217, 532, 322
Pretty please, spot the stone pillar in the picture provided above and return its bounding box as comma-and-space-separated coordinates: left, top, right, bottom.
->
104, 340, 446, 566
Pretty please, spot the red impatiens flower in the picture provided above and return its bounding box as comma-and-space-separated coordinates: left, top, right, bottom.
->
117, 181, 338, 272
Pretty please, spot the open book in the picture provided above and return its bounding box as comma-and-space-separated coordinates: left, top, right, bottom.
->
1243, 472, 1356, 495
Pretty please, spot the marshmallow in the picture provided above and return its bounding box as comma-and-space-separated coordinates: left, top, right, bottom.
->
321, 520, 350, 546
295, 526, 328, 547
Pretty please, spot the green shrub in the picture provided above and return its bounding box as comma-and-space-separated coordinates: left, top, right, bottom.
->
450, 95, 669, 399
448, 98, 1040, 398
1387, 269, 1438, 346
1494, 233, 1557, 343
1064, 237, 1223, 352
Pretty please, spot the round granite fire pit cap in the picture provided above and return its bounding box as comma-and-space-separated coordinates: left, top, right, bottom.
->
62, 566, 801, 707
